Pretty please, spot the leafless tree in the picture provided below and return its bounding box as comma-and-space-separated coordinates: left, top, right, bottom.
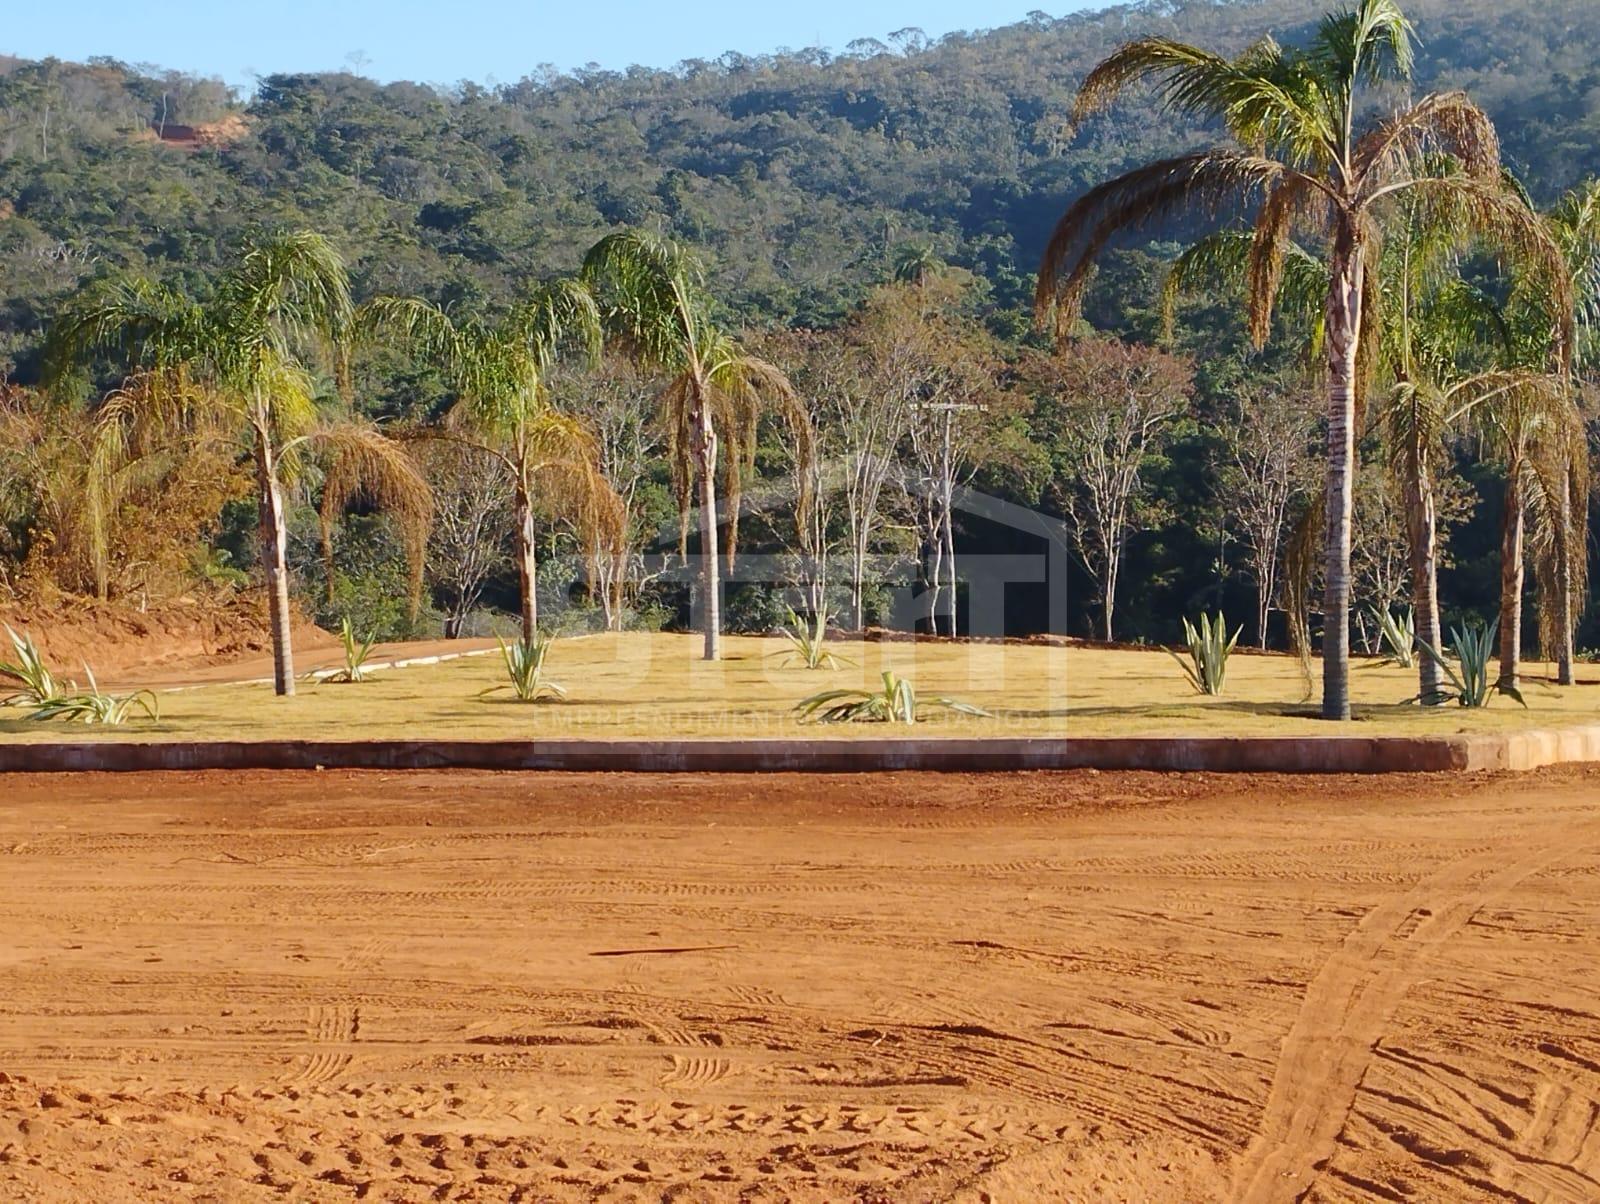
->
1213, 380, 1319, 648
550, 357, 662, 629
422, 442, 513, 638
1029, 337, 1192, 642
804, 298, 920, 629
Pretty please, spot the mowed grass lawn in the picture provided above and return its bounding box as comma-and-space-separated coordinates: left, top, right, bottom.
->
4, 631, 1599, 743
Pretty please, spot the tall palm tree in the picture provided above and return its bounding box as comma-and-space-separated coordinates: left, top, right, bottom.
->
1374, 193, 1517, 702
359, 280, 612, 642
1514, 179, 1600, 684
1165, 192, 1568, 702
583, 230, 810, 661
1466, 374, 1572, 689
46, 230, 429, 697
1035, 0, 1568, 719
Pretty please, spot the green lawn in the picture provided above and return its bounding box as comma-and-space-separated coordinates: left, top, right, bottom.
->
3, 631, 1597, 743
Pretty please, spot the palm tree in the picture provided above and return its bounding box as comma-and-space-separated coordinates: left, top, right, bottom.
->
1467, 374, 1572, 689
359, 280, 612, 643
1373, 193, 1517, 703
1034, 0, 1568, 719
1516, 180, 1600, 684
583, 230, 810, 661
46, 230, 429, 697
1164, 191, 1564, 703
891, 244, 943, 288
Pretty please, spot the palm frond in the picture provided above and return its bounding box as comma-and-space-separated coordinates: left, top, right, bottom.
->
506, 278, 603, 372
1375, 176, 1574, 371
83, 371, 213, 596
43, 278, 211, 388
704, 350, 810, 564
313, 421, 434, 619
221, 229, 353, 358
1524, 407, 1590, 661
1310, 0, 1415, 91
582, 229, 706, 370
1246, 175, 1316, 346
355, 296, 467, 369
1354, 92, 1501, 189
1035, 152, 1288, 336
1159, 231, 1327, 349
1072, 36, 1336, 161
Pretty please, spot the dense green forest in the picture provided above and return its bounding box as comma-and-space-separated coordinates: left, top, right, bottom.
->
4, 0, 1600, 656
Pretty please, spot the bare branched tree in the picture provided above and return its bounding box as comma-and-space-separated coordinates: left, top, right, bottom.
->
1028, 337, 1193, 642
1213, 380, 1320, 648
421, 442, 514, 638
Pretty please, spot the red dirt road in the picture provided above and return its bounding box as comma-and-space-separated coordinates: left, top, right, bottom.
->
2, 768, 1600, 1201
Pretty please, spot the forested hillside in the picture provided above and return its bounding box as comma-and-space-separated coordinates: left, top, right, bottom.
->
4, 0, 1600, 653
2, 0, 1598, 372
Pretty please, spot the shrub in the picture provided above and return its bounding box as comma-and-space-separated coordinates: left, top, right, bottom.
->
1415, 619, 1524, 708
1167, 611, 1241, 696
772, 607, 854, 670
482, 631, 567, 703
795, 670, 988, 724
322, 617, 378, 683
29, 667, 159, 725
1375, 606, 1416, 668
0, 624, 66, 706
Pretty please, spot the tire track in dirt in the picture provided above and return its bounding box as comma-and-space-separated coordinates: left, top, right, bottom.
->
283, 1002, 360, 1087
1232, 827, 1596, 1202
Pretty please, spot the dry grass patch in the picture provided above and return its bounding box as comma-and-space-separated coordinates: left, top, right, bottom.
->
1, 631, 1596, 743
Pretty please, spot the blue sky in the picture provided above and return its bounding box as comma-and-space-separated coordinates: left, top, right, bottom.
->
6, 1, 1101, 92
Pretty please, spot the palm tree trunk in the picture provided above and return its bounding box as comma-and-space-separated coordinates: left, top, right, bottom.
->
1321, 229, 1364, 721
1556, 467, 1576, 686
256, 440, 295, 698
1499, 467, 1525, 689
515, 484, 538, 644
1402, 449, 1443, 703
692, 399, 721, 661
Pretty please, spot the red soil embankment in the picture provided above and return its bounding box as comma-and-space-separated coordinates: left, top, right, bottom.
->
0, 595, 336, 682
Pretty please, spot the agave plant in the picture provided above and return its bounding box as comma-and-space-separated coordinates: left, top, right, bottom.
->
771, 608, 854, 671
0, 624, 67, 706
482, 631, 567, 703
795, 670, 989, 724
1374, 606, 1417, 669
322, 617, 378, 683
1415, 619, 1525, 708
29, 666, 159, 725
1167, 612, 1241, 697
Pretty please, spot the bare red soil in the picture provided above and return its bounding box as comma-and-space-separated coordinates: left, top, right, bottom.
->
2, 768, 1599, 1201
1, 596, 336, 682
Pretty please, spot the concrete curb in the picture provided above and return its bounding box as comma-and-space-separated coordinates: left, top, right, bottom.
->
152, 644, 505, 692
5, 724, 1600, 773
